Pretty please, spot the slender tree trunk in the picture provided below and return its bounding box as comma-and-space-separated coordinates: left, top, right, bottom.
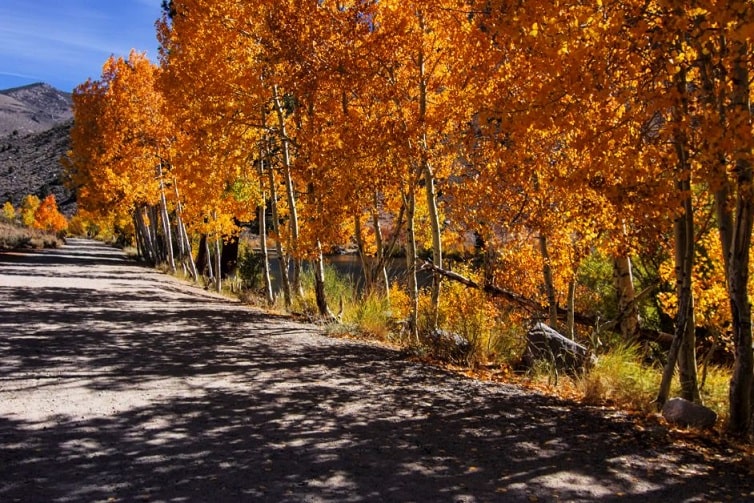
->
424, 160, 442, 330
381, 199, 407, 306
354, 213, 373, 293
567, 278, 576, 340
728, 184, 754, 435
136, 206, 150, 263
268, 164, 291, 308
272, 84, 302, 298
371, 199, 391, 299
314, 239, 334, 319
134, 206, 155, 265
405, 189, 419, 342
149, 205, 161, 264
698, 46, 750, 427
539, 235, 558, 329
656, 189, 697, 410
257, 114, 275, 305
716, 183, 734, 283
204, 235, 214, 280
656, 302, 686, 407
613, 254, 640, 341
174, 203, 186, 261
173, 181, 197, 282
658, 68, 700, 404
173, 203, 187, 277
220, 231, 239, 278
258, 191, 274, 305
157, 163, 176, 272
132, 214, 144, 261
674, 190, 700, 403
674, 85, 701, 405
214, 233, 222, 293
149, 205, 163, 264
196, 234, 208, 278
726, 43, 754, 437
259, 200, 274, 305
416, 34, 442, 330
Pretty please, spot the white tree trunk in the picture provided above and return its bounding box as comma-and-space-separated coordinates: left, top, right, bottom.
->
613, 254, 640, 341
267, 164, 291, 308
272, 85, 303, 298
157, 162, 175, 272
405, 189, 419, 342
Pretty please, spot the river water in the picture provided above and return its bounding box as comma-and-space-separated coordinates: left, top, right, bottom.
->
261, 252, 432, 292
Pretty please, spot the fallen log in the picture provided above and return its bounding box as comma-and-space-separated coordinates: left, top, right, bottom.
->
419, 260, 674, 348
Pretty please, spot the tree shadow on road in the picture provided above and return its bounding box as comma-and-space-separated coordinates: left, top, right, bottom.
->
0, 241, 751, 502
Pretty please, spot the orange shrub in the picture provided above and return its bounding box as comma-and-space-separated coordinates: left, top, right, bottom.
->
33, 195, 68, 233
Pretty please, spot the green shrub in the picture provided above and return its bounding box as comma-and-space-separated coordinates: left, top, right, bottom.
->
237, 248, 265, 290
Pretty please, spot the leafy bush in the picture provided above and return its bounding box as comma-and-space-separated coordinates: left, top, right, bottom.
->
237, 248, 265, 290
384, 264, 527, 367
574, 343, 731, 424
33, 195, 67, 233
20, 195, 40, 228
2, 201, 16, 223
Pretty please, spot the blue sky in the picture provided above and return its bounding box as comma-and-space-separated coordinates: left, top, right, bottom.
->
0, 0, 164, 92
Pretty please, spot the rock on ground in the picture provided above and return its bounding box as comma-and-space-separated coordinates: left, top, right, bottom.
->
662, 397, 718, 430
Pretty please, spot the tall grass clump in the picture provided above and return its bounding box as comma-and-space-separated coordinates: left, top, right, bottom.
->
575, 342, 732, 423
294, 263, 354, 317
698, 364, 731, 425
344, 292, 393, 341
577, 343, 661, 412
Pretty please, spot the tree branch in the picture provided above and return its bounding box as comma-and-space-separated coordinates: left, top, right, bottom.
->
419, 260, 674, 347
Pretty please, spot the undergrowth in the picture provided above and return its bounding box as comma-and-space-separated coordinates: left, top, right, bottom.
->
175, 249, 734, 432
523, 342, 732, 426
0, 221, 64, 250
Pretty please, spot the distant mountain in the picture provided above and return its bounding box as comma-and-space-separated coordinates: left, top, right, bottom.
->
0, 83, 75, 215
0, 83, 73, 137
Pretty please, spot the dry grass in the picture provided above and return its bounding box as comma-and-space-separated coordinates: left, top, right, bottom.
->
549, 343, 732, 426
0, 221, 63, 250
576, 344, 664, 413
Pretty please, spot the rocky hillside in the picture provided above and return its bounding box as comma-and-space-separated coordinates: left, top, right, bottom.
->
0, 83, 72, 137
0, 83, 75, 215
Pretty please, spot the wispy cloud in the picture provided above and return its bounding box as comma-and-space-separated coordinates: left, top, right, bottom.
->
0, 0, 162, 91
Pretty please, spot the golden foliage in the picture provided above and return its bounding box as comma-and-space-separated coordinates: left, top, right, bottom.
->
70, 1, 754, 386
2, 201, 15, 222
32, 195, 67, 233
20, 195, 40, 228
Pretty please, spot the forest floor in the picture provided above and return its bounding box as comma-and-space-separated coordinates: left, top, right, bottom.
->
1, 238, 753, 502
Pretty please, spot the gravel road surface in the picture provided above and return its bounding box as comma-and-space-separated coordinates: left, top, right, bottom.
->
1, 239, 752, 502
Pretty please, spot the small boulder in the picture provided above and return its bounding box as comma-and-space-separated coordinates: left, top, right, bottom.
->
427, 329, 472, 363
661, 397, 717, 430
523, 322, 594, 373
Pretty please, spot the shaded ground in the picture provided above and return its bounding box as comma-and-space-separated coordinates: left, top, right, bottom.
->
0, 239, 752, 502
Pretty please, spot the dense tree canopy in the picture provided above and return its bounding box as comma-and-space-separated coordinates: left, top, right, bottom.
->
68, 1, 754, 438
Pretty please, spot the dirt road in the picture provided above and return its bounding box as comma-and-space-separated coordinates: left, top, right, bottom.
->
0, 239, 752, 502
